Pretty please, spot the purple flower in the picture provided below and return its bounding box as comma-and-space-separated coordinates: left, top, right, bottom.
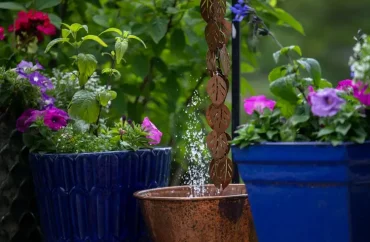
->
41, 93, 55, 109
16, 60, 43, 78
244, 95, 276, 115
310, 88, 345, 117
28, 71, 54, 90
17, 60, 43, 70
230, 0, 251, 22
43, 107, 69, 131
142, 117, 162, 145
16, 109, 44, 132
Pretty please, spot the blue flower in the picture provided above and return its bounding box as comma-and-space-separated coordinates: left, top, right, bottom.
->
230, 0, 251, 22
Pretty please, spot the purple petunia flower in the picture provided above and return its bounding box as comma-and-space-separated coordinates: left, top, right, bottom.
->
16, 60, 43, 78
43, 107, 69, 131
41, 93, 55, 109
28, 71, 54, 90
16, 109, 44, 132
310, 88, 345, 117
230, 0, 251, 22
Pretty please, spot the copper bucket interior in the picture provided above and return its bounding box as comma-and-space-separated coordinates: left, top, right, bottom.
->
134, 184, 257, 242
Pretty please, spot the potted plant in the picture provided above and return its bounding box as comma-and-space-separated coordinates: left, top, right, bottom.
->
13, 23, 171, 242
231, 1, 370, 242
0, 9, 59, 241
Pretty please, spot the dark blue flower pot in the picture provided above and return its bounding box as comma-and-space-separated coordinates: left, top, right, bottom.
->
29, 148, 171, 242
232, 142, 370, 242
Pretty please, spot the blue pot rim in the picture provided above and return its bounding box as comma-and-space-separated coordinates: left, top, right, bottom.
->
30, 147, 172, 158
232, 141, 370, 147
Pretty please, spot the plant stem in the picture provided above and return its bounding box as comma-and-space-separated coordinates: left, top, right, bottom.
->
258, 15, 308, 102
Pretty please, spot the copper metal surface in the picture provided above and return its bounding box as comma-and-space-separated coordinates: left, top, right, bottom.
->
134, 184, 258, 242
202, 0, 233, 189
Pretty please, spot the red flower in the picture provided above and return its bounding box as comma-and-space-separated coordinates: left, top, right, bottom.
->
8, 10, 56, 42
0, 27, 4, 40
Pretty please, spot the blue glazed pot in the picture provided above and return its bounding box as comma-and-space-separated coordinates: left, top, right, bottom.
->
29, 148, 171, 242
232, 142, 370, 242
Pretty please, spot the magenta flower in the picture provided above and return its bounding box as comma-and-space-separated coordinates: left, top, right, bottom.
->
307, 86, 316, 105
16, 109, 44, 132
142, 117, 162, 145
243, 95, 276, 115
354, 84, 370, 106
336, 79, 360, 93
0, 27, 5, 40
43, 107, 69, 131
310, 88, 345, 117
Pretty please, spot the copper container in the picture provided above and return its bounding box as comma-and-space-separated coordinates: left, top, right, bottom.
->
134, 184, 257, 242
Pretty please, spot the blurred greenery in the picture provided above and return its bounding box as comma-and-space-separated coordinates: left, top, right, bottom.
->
0, 0, 367, 184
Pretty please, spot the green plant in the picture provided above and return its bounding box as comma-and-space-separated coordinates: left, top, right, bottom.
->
231, 1, 370, 147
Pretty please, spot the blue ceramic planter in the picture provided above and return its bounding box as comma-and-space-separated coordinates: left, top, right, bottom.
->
29, 148, 171, 242
232, 142, 370, 242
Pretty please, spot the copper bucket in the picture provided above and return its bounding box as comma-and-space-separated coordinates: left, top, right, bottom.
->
134, 184, 257, 242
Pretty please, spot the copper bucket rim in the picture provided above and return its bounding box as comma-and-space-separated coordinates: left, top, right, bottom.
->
134, 184, 247, 201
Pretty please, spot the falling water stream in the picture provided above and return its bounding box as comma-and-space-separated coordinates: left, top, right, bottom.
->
180, 88, 223, 197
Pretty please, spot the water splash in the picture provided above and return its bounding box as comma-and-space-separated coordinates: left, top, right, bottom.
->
181, 89, 211, 197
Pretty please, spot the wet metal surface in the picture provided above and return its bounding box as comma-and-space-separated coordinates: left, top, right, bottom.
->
134, 184, 257, 242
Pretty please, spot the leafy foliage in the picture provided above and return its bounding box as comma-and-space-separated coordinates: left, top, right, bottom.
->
232, 1, 370, 148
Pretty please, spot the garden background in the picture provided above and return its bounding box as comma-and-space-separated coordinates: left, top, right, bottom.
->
0, 0, 368, 185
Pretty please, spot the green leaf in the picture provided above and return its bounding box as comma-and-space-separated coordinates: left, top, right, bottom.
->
273, 8, 305, 35
297, 58, 322, 88
170, 28, 186, 53
82, 35, 108, 47
269, 74, 299, 103
269, 0, 277, 6
290, 105, 310, 125
115, 38, 128, 64
70, 23, 88, 33
99, 28, 123, 36
276, 99, 295, 117
336, 123, 351, 136
0, 2, 26, 10
273, 45, 302, 63
36, 0, 61, 10
44, 38, 69, 53
98, 90, 117, 106
77, 53, 97, 86
68, 90, 100, 124
149, 16, 169, 44
62, 29, 71, 38
241, 63, 255, 73
128, 35, 147, 48
93, 15, 109, 28
268, 66, 287, 82
166, 7, 180, 14
319, 79, 333, 88
102, 68, 121, 78
317, 127, 335, 137
48, 14, 62, 29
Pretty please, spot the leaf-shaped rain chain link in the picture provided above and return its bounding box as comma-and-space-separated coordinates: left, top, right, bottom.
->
201, 0, 232, 189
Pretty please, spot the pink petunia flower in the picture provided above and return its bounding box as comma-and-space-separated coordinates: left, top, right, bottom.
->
243, 95, 276, 115
16, 109, 44, 132
0, 27, 4, 40
43, 107, 69, 131
142, 117, 162, 145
